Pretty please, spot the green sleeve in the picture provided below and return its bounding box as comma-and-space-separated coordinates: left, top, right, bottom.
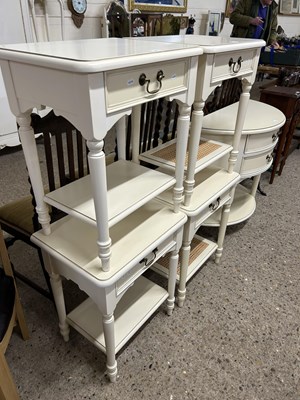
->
229, 0, 252, 27
269, 8, 278, 43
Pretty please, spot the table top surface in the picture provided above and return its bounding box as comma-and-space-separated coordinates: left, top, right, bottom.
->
0, 36, 265, 73
132, 35, 265, 53
0, 37, 203, 73
202, 99, 286, 134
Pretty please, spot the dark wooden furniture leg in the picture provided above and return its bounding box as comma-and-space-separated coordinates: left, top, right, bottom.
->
269, 123, 290, 184
278, 110, 300, 176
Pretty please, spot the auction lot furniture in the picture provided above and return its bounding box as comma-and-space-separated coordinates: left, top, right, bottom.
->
132, 35, 264, 306
0, 37, 202, 382
0, 35, 265, 382
260, 84, 300, 183
201, 100, 286, 225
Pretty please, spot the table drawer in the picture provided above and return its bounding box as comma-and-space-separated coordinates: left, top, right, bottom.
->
211, 49, 258, 84
105, 59, 188, 113
241, 151, 273, 177
115, 235, 178, 296
244, 130, 279, 154
195, 191, 232, 229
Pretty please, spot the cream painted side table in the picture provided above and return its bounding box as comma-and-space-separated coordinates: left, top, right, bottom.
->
134, 35, 265, 307
0, 37, 202, 381
201, 100, 286, 225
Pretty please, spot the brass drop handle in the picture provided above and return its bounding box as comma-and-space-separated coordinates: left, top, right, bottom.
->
272, 133, 278, 142
266, 154, 273, 163
139, 70, 165, 94
139, 248, 158, 267
209, 197, 221, 211
228, 56, 243, 73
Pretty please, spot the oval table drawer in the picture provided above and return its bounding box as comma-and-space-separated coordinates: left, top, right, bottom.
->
244, 130, 279, 154
241, 151, 273, 177
211, 49, 259, 84
105, 59, 188, 113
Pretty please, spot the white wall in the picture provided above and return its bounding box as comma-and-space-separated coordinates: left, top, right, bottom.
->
275, 14, 300, 36
26, 0, 300, 42
0, 0, 31, 146
26, 0, 107, 41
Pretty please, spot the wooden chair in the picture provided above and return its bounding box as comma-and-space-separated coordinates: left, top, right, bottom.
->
0, 110, 89, 300
119, 98, 178, 162
123, 79, 241, 162
0, 227, 29, 400
204, 77, 242, 115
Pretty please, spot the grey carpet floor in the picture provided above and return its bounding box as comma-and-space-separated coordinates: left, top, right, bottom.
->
0, 114, 300, 399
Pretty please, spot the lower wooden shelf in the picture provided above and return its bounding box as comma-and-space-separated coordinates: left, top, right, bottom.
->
67, 275, 168, 354
202, 184, 256, 226
151, 234, 217, 282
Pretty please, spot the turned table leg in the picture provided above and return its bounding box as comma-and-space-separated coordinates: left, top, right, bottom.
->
166, 249, 179, 316
102, 313, 117, 383
173, 104, 191, 212
17, 112, 51, 235
42, 251, 70, 342
215, 188, 235, 265
177, 224, 191, 308
87, 139, 112, 272
184, 100, 205, 207
228, 80, 252, 174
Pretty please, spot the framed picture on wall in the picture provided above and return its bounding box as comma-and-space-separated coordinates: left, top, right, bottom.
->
206, 10, 222, 36
279, 0, 300, 13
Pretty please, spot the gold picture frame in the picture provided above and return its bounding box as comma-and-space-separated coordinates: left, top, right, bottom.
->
128, 0, 188, 13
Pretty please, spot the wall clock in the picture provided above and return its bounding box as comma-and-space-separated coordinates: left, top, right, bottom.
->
68, 0, 87, 28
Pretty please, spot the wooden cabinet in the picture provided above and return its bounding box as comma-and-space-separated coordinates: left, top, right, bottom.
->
260, 84, 300, 183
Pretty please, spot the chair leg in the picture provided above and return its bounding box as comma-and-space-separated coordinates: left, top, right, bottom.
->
0, 352, 20, 400
14, 292, 30, 341
0, 231, 28, 400
5, 238, 54, 301
12, 264, 53, 301
0, 229, 30, 340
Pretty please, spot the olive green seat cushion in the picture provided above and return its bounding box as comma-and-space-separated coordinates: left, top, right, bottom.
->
0, 196, 35, 237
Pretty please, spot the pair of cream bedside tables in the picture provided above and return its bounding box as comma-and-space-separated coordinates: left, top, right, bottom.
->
0, 35, 265, 382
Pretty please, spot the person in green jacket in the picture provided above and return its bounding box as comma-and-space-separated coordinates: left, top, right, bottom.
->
229, 0, 279, 47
